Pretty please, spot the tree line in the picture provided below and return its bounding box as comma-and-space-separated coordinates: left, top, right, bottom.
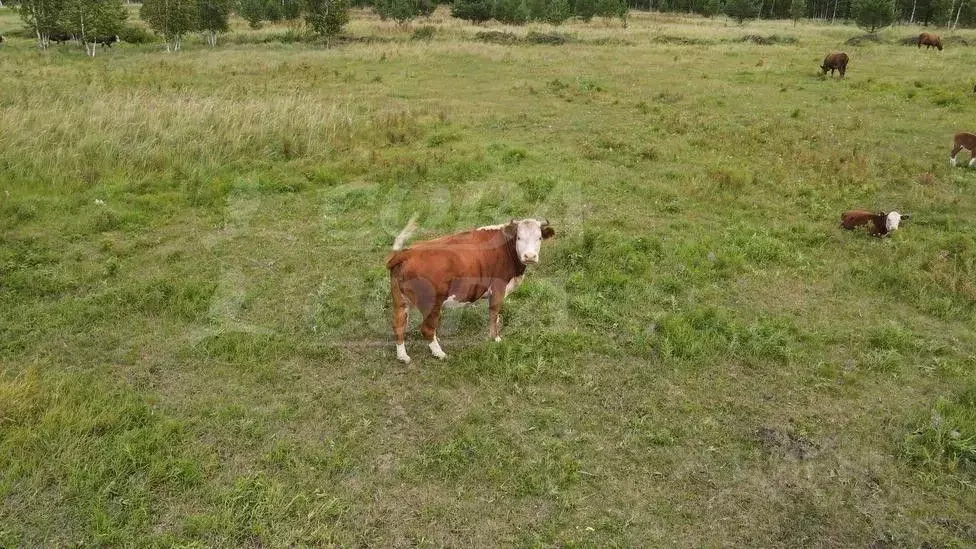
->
8, 0, 976, 55
632, 0, 976, 28
14, 0, 349, 53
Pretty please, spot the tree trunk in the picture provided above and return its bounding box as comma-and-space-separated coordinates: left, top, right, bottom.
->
909, 0, 916, 23
831, 0, 838, 23
954, 0, 964, 29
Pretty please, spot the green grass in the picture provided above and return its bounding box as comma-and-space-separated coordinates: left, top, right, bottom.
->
2, 5, 976, 546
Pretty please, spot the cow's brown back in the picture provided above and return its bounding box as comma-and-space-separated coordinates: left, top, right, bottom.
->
387, 228, 523, 312
919, 32, 943, 50
841, 209, 887, 235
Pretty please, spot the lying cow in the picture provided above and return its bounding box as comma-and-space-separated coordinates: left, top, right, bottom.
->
820, 52, 849, 78
919, 32, 943, 51
950, 131, 976, 167
841, 210, 907, 236
386, 217, 555, 363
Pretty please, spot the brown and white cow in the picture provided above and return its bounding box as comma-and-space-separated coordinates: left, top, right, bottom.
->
840, 209, 907, 236
950, 131, 976, 167
386, 217, 555, 363
820, 52, 849, 78
919, 32, 943, 51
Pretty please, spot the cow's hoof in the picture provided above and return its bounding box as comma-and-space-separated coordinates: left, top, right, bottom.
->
493, 336, 502, 343
431, 350, 446, 359
396, 344, 411, 364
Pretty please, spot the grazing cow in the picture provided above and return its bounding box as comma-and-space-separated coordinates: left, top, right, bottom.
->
841, 210, 908, 236
94, 35, 120, 47
919, 32, 943, 51
386, 217, 555, 363
950, 131, 976, 167
820, 52, 849, 78
49, 32, 72, 44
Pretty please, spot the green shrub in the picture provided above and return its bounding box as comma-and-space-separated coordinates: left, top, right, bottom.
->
374, 0, 435, 23
118, 24, 157, 44
852, 0, 894, 33
725, 0, 758, 23
304, 0, 349, 40
493, 0, 529, 24
452, 0, 492, 22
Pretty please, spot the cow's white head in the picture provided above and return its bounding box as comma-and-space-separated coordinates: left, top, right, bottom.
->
505, 218, 555, 264
886, 211, 903, 232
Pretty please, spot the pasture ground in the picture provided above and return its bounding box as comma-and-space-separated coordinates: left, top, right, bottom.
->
1, 6, 975, 546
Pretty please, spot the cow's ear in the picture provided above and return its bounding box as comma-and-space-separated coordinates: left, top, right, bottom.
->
541, 226, 555, 239
502, 222, 518, 238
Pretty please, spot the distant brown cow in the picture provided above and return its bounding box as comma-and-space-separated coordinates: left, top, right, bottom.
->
841, 210, 907, 236
950, 131, 976, 167
386, 217, 555, 363
919, 32, 943, 51
820, 52, 849, 78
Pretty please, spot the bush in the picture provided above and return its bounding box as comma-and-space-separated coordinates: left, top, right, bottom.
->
238, 0, 266, 28
118, 24, 158, 43
374, 0, 435, 23
494, 0, 529, 23
527, 0, 571, 23
452, 0, 492, 22
852, 0, 894, 33
725, 0, 758, 23
304, 0, 349, 40
570, 0, 599, 20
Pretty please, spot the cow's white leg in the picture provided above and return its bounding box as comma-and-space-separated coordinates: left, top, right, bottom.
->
968, 156, 975, 168
488, 286, 505, 342
951, 155, 957, 167
428, 336, 446, 359
396, 343, 411, 364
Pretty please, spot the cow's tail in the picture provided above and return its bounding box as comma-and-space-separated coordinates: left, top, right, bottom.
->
392, 213, 418, 251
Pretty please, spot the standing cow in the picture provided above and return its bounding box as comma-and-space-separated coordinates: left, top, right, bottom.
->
94, 35, 120, 47
950, 131, 976, 167
820, 52, 849, 78
919, 32, 943, 51
386, 217, 555, 363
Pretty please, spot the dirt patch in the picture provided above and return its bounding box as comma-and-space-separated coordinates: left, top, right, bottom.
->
755, 426, 819, 459
474, 31, 573, 46
652, 34, 714, 46
845, 33, 883, 46
945, 35, 970, 46
474, 31, 521, 45
735, 34, 798, 45
899, 35, 920, 46
525, 31, 570, 45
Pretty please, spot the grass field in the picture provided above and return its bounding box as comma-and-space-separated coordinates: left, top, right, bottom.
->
2, 5, 976, 546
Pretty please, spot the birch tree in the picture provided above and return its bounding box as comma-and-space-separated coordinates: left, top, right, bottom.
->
304, 0, 348, 41
60, 0, 126, 56
19, 0, 64, 47
141, 0, 197, 51
197, 0, 230, 46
